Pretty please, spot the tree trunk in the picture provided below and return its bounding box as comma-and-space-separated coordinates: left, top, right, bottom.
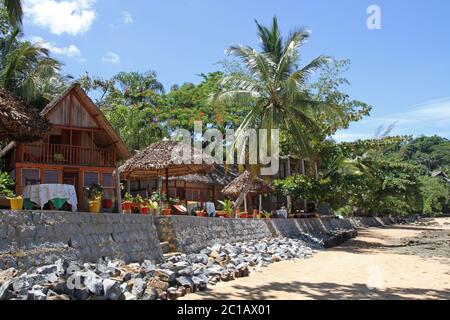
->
233, 177, 254, 217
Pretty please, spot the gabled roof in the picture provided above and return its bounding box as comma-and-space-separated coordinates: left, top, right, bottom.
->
40, 83, 130, 161
431, 171, 449, 179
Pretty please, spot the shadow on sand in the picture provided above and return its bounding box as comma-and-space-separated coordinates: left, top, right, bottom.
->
189, 281, 450, 300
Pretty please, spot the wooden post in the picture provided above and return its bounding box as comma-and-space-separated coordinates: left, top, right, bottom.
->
158, 175, 163, 215
244, 195, 247, 214
115, 164, 122, 214
165, 168, 169, 199
286, 156, 292, 214
259, 194, 263, 213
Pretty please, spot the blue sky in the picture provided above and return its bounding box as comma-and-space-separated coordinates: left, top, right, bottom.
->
21, 0, 450, 141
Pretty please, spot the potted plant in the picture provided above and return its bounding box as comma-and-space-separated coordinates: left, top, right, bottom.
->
132, 194, 144, 214
217, 200, 233, 218
122, 192, 133, 212
86, 184, 103, 214
1, 172, 16, 209
137, 196, 149, 214
195, 209, 206, 217
148, 200, 159, 215
240, 212, 248, 219
8, 194, 23, 211
162, 206, 172, 216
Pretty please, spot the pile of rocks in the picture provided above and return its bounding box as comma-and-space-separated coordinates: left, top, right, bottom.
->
0, 237, 314, 300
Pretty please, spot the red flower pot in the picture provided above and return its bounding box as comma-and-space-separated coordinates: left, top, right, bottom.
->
240, 213, 248, 219
140, 207, 149, 215
162, 208, 172, 216
102, 199, 113, 209
122, 201, 132, 211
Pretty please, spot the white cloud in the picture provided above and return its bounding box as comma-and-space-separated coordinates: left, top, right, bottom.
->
31, 36, 81, 58
23, 0, 97, 36
333, 97, 450, 142
101, 51, 120, 64
122, 11, 133, 25
332, 133, 372, 142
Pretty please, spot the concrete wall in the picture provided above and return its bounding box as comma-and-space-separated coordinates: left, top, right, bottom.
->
0, 211, 163, 270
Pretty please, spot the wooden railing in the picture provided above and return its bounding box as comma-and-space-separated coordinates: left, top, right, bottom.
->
23, 143, 116, 167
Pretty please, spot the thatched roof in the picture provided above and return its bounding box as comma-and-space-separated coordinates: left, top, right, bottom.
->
169, 164, 239, 186
0, 89, 50, 142
221, 170, 275, 198
119, 140, 214, 180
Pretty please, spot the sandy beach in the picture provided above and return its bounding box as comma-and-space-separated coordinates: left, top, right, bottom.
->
182, 218, 450, 300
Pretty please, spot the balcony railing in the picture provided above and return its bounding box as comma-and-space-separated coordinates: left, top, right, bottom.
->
23, 143, 116, 167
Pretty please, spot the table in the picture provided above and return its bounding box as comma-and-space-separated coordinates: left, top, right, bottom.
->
23, 184, 78, 212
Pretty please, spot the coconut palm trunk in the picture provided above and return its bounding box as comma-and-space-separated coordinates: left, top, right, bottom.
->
232, 176, 254, 216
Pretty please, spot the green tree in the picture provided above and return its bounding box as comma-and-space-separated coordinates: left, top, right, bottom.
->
159, 72, 248, 134
213, 16, 341, 212
399, 136, 450, 172
419, 176, 449, 215
1, 0, 22, 28
0, 9, 67, 108
80, 71, 167, 151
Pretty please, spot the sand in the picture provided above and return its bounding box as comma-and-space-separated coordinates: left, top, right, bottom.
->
182, 217, 450, 300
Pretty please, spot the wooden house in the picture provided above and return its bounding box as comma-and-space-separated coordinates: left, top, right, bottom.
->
1, 84, 130, 210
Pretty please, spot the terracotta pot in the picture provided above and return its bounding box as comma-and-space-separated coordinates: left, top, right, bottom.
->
196, 211, 206, 217
162, 208, 172, 216
102, 199, 113, 209
215, 211, 226, 218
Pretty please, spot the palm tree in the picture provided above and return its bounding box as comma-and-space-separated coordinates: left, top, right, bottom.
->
214, 16, 338, 213
108, 71, 165, 108
2, 0, 22, 28
0, 28, 64, 107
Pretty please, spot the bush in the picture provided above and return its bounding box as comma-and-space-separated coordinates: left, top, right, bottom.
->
419, 176, 449, 215
0, 172, 15, 198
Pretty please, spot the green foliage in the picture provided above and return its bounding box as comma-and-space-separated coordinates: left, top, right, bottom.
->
0, 171, 14, 197
85, 183, 104, 201
419, 176, 449, 215
399, 136, 450, 172
218, 199, 234, 214
0, 6, 68, 108
159, 72, 248, 134
123, 192, 133, 202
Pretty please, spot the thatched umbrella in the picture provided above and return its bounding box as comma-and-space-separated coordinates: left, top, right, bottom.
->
222, 170, 274, 214
0, 89, 50, 142
119, 140, 214, 204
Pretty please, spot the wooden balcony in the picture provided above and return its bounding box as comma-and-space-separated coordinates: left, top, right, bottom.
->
22, 143, 116, 168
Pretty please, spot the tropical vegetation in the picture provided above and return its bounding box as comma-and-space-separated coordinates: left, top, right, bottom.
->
0, 7, 448, 216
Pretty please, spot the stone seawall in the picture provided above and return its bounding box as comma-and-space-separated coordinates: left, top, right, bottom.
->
154, 216, 272, 254
155, 216, 393, 253
0, 210, 395, 271
0, 211, 163, 270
